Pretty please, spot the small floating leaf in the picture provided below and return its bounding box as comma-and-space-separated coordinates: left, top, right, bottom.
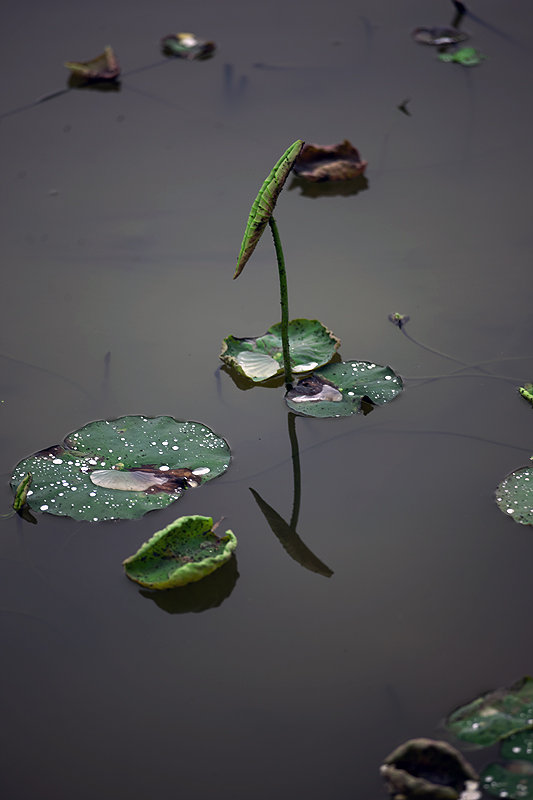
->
446, 677, 533, 746
286, 361, 403, 418
123, 515, 237, 589
412, 27, 469, 46
160, 32, 216, 60
293, 140, 367, 182
220, 319, 340, 383
10, 416, 230, 521
64, 45, 120, 81
234, 140, 304, 279
438, 47, 485, 66
496, 466, 533, 525
519, 384, 533, 405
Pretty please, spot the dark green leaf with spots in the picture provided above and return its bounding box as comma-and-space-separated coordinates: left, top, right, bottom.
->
496, 466, 533, 526
481, 762, 533, 800
10, 415, 231, 522
285, 360, 403, 417
446, 677, 533, 747
123, 515, 237, 589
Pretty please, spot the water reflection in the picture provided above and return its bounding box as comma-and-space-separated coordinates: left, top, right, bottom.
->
250, 412, 333, 577
288, 174, 369, 198
138, 555, 239, 614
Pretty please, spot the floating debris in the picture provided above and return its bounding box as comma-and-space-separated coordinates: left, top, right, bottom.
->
381, 738, 479, 800
293, 140, 367, 182
412, 27, 469, 46
287, 374, 342, 404
64, 45, 120, 81
161, 32, 216, 60
389, 312, 410, 329
438, 47, 485, 66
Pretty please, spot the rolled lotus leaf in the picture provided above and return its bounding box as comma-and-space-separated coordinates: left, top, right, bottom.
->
123, 515, 237, 589
234, 139, 304, 278
446, 677, 533, 746
380, 738, 479, 800
64, 45, 120, 80
293, 140, 367, 182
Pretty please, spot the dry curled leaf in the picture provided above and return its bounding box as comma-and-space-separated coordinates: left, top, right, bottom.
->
293, 140, 367, 182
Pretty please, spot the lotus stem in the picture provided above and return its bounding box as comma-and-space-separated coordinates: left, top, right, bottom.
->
269, 215, 292, 387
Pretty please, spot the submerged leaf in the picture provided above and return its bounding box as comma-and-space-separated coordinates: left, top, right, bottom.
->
64, 45, 120, 80
220, 319, 340, 383
123, 515, 237, 589
234, 140, 304, 278
10, 416, 230, 522
438, 47, 485, 66
293, 140, 367, 182
496, 466, 533, 525
446, 677, 533, 746
286, 361, 403, 418
412, 27, 469, 46
160, 32, 215, 60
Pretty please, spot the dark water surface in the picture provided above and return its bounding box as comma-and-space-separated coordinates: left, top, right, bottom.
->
2, 1, 533, 798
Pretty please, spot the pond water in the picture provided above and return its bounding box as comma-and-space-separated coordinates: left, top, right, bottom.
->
2, 1, 533, 797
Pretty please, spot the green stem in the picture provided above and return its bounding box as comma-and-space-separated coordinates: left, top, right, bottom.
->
269, 215, 292, 388
287, 413, 301, 530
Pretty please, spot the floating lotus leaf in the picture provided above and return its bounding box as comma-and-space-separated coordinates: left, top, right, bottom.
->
292, 140, 367, 182
438, 47, 485, 66
496, 466, 533, 526
123, 515, 237, 589
501, 730, 533, 761
160, 32, 216, 60
286, 361, 403, 418
446, 677, 533, 747
64, 46, 120, 80
220, 319, 340, 383
481, 762, 533, 800
234, 140, 304, 279
10, 416, 230, 521
380, 738, 479, 800
412, 27, 469, 46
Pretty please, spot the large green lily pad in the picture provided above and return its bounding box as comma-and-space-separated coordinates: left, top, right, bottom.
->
10, 415, 231, 521
123, 515, 237, 589
496, 466, 533, 525
285, 360, 403, 417
446, 677, 533, 747
220, 319, 340, 382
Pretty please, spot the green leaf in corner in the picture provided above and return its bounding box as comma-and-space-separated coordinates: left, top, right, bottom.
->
234, 139, 304, 279
446, 677, 533, 747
